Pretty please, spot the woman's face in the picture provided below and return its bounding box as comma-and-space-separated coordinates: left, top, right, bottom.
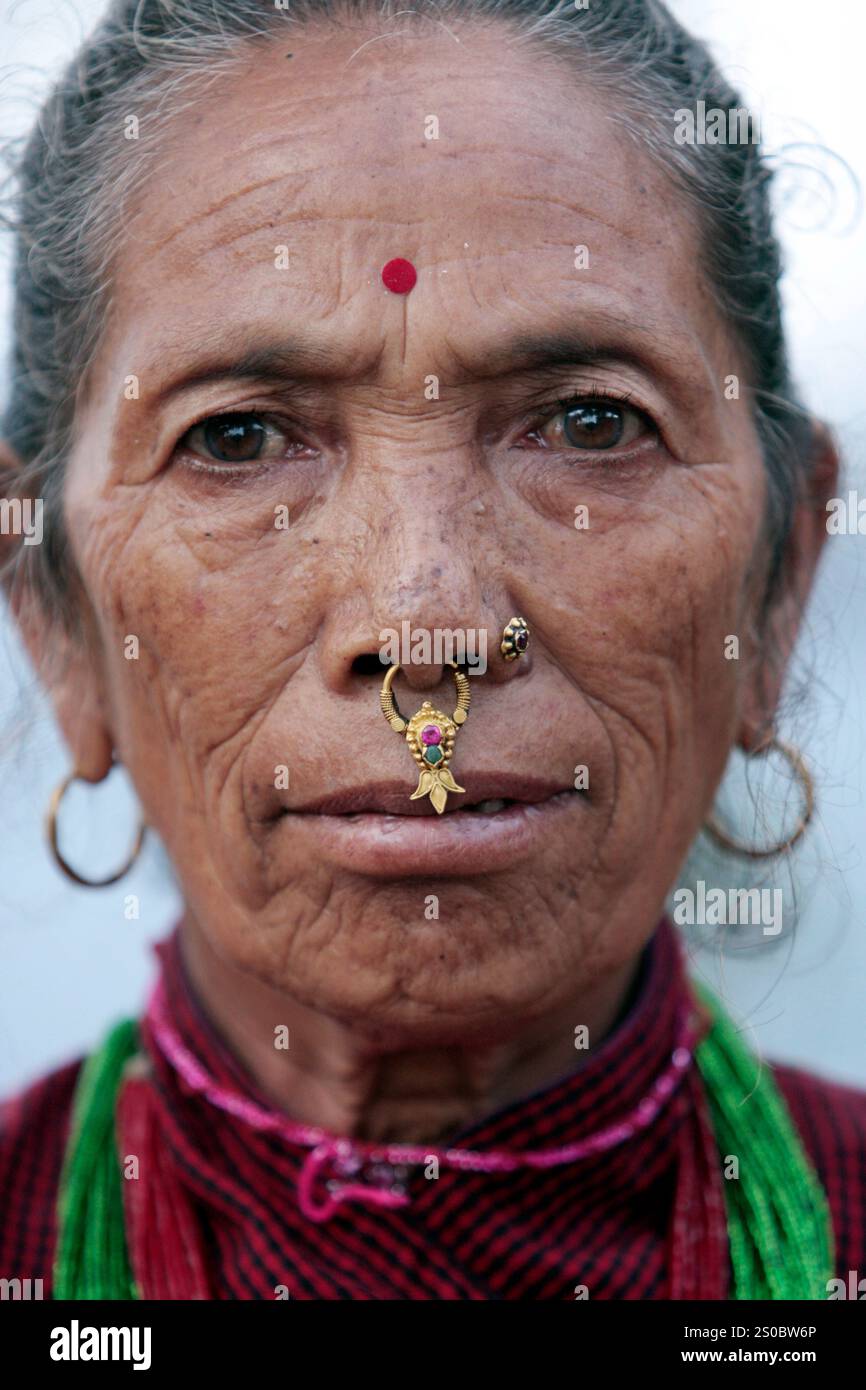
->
47, 26, 792, 1038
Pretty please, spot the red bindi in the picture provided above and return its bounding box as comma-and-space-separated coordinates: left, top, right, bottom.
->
381, 257, 417, 294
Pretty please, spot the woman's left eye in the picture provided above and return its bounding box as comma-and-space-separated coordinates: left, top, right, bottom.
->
530, 398, 652, 453
178, 412, 291, 465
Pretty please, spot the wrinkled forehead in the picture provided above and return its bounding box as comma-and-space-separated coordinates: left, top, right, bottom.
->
98, 21, 723, 381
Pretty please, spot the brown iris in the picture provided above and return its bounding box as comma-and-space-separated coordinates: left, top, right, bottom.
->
202, 413, 266, 462
561, 402, 625, 450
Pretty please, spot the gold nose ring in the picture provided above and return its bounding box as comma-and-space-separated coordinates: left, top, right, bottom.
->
379, 660, 471, 814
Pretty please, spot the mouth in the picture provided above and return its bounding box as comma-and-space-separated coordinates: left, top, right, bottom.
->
288, 776, 579, 818
450, 796, 522, 815
272, 778, 587, 878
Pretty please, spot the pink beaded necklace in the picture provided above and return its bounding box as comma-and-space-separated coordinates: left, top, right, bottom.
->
147, 973, 701, 1224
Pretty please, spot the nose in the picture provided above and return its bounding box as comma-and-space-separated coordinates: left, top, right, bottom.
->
359, 554, 493, 694
321, 563, 528, 698
315, 437, 530, 698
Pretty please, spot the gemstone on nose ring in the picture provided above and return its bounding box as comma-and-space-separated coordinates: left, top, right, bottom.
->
379, 661, 471, 814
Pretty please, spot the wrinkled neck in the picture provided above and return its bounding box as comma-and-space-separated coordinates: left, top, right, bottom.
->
176, 911, 645, 1146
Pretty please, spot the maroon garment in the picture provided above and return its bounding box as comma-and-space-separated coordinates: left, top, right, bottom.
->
2, 917, 866, 1299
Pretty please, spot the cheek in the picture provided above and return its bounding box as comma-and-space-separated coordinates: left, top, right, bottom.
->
531, 448, 758, 641
70, 489, 331, 814
519, 462, 762, 790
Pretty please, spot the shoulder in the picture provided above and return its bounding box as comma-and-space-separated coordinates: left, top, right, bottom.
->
772, 1059, 866, 1282
0, 1057, 83, 1298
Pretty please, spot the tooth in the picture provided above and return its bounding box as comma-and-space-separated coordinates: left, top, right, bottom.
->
471, 798, 508, 814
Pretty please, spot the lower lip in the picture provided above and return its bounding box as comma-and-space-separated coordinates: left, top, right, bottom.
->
276, 791, 585, 878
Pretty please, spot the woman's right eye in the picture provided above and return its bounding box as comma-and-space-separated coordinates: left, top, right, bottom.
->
178, 412, 294, 466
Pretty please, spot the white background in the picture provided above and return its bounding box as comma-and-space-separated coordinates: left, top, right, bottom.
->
0, 0, 864, 1093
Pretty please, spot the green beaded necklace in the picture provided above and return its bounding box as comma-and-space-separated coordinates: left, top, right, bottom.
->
53, 987, 834, 1300
693, 985, 834, 1299
54, 1019, 140, 1300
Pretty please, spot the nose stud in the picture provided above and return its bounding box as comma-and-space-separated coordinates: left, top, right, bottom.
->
500, 616, 530, 661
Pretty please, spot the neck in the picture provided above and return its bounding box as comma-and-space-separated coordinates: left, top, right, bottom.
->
177, 914, 646, 1146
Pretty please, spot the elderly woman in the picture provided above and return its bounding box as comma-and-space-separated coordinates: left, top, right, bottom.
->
0, 0, 863, 1303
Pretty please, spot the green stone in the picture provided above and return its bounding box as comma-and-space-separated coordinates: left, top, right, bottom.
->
424, 744, 443, 765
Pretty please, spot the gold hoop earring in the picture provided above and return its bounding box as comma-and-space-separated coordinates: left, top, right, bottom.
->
380, 660, 471, 814
703, 737, 814, 859
45, 770, 147, 887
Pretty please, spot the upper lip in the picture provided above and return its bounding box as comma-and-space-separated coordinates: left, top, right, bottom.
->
287, 775, 573, 816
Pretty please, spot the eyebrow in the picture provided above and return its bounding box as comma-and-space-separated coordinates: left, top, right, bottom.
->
154, 337, 384, 403
150, 321, 697, 403
451, 328, 687, 391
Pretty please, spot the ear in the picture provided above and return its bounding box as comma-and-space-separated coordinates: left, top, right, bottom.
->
0, 438, 114, 783
738, 422, 839, 750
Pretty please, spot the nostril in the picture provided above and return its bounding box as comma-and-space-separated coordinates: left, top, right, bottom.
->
352, 652, 389, 677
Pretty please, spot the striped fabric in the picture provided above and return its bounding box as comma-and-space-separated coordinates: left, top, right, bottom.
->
2, 918, 865, 1299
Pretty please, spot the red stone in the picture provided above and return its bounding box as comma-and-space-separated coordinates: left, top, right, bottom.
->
381, 258, 417, 294
421, 724, 441, 745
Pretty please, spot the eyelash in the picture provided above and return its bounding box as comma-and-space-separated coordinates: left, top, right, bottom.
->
174, 411, 305, 479
173, 386, 658, 477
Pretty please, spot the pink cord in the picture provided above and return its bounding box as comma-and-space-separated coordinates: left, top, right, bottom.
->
147, 975, 699, 1223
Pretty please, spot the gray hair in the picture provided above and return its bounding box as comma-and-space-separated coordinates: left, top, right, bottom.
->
1, 0, 818, 635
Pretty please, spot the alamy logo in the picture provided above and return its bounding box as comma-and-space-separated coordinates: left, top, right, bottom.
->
0, 1276, 44, 1299
379, 622, 488, 673
826, 1271, 866, 1299
826, 492, 866, 534
673, 101, 760, 146
49, 1320, 152, 1371
0, 497, 43, 545
672, 881, 783, 936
